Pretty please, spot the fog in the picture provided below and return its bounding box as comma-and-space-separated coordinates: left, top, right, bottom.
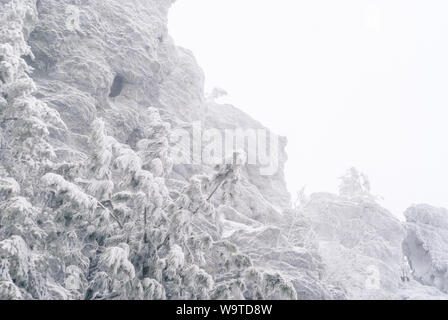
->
169, 0, 448, 217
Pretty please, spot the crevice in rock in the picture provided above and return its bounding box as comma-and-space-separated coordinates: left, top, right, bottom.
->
109, 74, 124, 98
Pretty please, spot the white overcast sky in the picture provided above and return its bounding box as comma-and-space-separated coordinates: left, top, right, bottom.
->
168, 0, 448, 217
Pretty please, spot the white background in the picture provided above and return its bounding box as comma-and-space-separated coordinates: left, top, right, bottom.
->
169, 0, 448, 217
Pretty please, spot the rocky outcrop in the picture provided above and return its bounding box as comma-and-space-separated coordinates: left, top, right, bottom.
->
302, 169, 406, 299
0, 0, 323, 299
403, 204, 448, 293
221, 205, 336, 300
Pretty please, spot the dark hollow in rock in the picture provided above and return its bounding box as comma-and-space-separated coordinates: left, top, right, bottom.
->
109, 75, 124, 98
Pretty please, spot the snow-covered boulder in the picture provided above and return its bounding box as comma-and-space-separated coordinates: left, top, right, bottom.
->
403, 204, 448, 293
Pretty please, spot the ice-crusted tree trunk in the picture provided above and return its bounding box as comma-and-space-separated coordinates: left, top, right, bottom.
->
85, 119, 115, 204
112, 143, 167, 261
160, 152, 296, 300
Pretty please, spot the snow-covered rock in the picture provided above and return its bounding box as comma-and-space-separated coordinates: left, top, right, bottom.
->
403, 204, 448, 293
1, 0, 447, 300
302, 169, 406, 299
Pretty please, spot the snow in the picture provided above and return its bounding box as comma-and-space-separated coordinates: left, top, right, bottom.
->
403, 204, 448, 293
303, 189, 407, 299
0, 177, 20, 198
41, 173, 97, 210
99, 245, 135, 281
0, 0, 446, 300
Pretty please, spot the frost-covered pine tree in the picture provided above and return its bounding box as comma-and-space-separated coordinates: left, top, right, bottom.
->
77, 118, 124, 245
137, 107, 173, 177
339, 167, 372, 199
0, 235, 50, 300
80, 136, 171, 299
162, 165, 294, 300
206, 87, 228, 102
0, 0, 66, 185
